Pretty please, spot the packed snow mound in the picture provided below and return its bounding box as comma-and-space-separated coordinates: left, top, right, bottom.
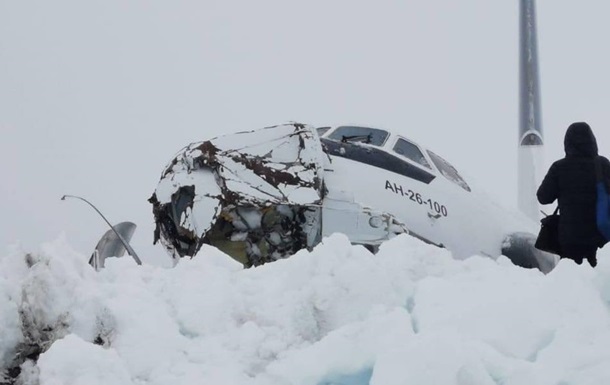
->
3, 234, 610, 385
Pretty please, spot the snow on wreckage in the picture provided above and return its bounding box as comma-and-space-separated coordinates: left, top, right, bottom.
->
150, 123, 330, 267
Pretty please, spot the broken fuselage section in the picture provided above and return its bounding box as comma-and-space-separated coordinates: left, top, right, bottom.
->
149, 123, 407, 267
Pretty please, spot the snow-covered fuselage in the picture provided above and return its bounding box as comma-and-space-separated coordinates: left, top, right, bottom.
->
150, 123, 557, 272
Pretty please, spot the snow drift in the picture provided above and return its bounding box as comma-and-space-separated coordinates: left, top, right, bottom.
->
2, 234, 610, 385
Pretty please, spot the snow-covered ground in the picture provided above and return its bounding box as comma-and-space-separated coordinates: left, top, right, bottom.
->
3, 233, 610, 385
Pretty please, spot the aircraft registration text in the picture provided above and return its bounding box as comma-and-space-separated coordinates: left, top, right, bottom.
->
385, 180, 448, 217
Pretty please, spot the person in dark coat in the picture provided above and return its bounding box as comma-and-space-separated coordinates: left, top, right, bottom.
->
537, 122, 610, 267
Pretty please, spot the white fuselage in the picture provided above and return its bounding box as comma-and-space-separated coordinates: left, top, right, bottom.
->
319, 126, 538, 259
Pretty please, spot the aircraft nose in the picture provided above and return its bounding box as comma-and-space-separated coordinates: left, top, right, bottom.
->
150, 167, 222, 259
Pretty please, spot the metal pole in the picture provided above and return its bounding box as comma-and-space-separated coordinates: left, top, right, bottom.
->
517, 0, 545, 221
519, 0, 543, 144
61, 194, 142, 265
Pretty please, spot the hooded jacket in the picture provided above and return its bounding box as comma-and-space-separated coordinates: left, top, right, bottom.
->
537, 122, 610, 251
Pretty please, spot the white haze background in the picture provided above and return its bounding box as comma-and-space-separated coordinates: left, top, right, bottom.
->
1, 0, 610, 263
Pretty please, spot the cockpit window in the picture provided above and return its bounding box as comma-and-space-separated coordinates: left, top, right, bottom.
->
393, 138, 431, 169
427, 150, 471, 192
327, 126, 389, 147
316, 127, 331, 136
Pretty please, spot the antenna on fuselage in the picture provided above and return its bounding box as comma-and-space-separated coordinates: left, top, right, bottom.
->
518, 0, 545, 221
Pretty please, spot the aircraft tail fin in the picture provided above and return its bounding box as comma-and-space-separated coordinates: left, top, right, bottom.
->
518, 0, 545, 221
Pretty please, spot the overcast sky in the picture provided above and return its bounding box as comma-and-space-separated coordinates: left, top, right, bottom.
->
1, 0, 609, 265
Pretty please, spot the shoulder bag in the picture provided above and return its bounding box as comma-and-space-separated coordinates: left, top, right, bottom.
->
535, 207, 560, 255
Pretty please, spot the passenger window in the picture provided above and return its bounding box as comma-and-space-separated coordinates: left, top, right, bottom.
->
393, 138, 431, 169
427, 150, 471, 192
327, 126, 389, 147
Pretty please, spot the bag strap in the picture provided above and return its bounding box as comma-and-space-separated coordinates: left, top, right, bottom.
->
542, 206, 559, 217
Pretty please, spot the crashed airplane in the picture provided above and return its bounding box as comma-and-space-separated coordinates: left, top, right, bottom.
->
148, 122, 557, 272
